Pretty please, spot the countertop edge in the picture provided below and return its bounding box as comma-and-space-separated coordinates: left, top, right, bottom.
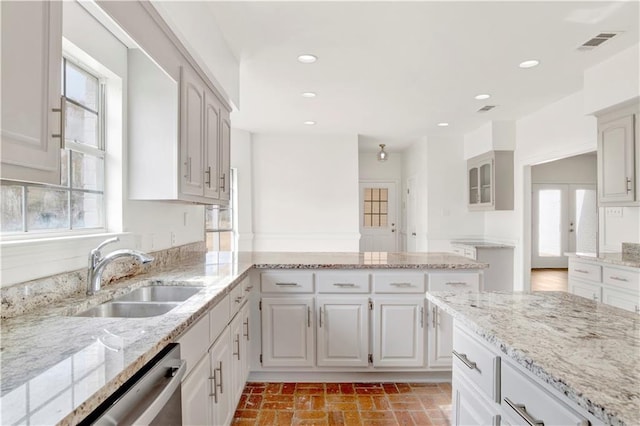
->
565, 252, 640, 269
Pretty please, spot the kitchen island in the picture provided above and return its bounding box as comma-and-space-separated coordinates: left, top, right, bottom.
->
427, 291, 640, 426
0, 251, 485, 425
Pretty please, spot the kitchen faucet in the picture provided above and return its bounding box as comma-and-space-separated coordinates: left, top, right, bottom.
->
87, 237, 154, 296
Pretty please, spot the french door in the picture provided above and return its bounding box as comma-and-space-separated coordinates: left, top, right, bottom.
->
532, 184, 596, 268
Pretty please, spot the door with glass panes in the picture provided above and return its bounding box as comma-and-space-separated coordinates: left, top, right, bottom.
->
359, 182, 397, 252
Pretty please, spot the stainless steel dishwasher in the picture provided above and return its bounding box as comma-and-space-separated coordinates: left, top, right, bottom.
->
80, 343, 186, 426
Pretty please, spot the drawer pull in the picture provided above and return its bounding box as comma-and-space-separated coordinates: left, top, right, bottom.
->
574, 269, 589, 274
445, 282, 468, 286
276, 282, 299, 286
307, 306, 311, 327
452, 350, 477, 371
609, 276, 629, 282
245, 285, 254, 292
333, 283, 356, 287
235, 296, 243, 304
432, 306, 438, 329
504, 398, 544, 426
390, 282, 412, 287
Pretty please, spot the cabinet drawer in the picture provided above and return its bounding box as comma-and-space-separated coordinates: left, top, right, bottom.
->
210, 294, 230, 344
501, 361, 587, 426
261, 271, 314, 293
603, 266, 640, 291
452, 325, 499, 402
464, 248, 476, 260
429, 273, 480, 292
230, 280, 245, 316
373, 272, 426, 293
452, 247, 465, 256
178, 313, 210, 377
569, 261, 601, 282
317, 271, 370, 293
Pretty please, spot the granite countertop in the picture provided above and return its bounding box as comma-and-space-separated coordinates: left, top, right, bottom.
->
0, 251, 486, 425
426, 291, 640, 426
450, 240, 514, 249
566, 252, 640, 269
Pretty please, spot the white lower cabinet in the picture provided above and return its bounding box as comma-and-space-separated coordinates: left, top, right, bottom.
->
182, 355, 211, 426
210, 327, 233, 426
229, 310, 245, 405
261, 297, 315, 367
372, 297, 424, 367
569, 278, 602, 301
427, 303, 454, 368
452, 371, 497, 426
316, 297, 369, 367
602, 286, 640, 313
241, 302, 251, 382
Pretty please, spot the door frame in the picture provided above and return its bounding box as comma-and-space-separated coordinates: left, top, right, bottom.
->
358, 180, 399, 252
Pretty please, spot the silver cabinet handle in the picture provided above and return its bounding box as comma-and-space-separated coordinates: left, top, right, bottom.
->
390, 282, 412, 287
220, 172, 226, 191
307, 306, 311, 327
593, 293, 599, 301
432, 306, 437, 329
319, 306, 324, 328
211, 361, 223, 402
245, 285, 254, 292
276, 282, 299, 286
504, 398, 544, 426
574, 269, 589, 274
610, 276, 629, 282
452, 350, 477, 370
217, 361, 224, 395
233, 334, 240, 360
205, 165, 212, 187
243, 318, 250, 340
420, 306, 424, 328
235, 295, 243, 304
333, 283, 356, 287
51, 95, 66, 148
627, 177, 632, 193
445, 282, 468, 286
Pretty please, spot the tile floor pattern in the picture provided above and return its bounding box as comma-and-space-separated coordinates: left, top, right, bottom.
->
232, 382, 452, 426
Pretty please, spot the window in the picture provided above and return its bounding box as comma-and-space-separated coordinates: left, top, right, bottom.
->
205, 169, 236, 252
363, 187, 388, 227
1, 58, 105, 234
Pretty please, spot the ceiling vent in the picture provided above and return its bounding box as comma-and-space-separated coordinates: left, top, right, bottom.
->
578, 32, 621, 51
477, 105, 496, 113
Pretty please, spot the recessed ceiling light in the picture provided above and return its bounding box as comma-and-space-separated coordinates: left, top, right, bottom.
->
474, 94, 491, 100
437, 122, 449, 127
304, 120, 316, 125
297, 54, 317, 64
301, 92, 317, 98
519, 59, 540, 69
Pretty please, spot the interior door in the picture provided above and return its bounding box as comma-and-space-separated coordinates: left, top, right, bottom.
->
532, 184, 597, 268
359, 182, 397, 252
406, 176, 417, 252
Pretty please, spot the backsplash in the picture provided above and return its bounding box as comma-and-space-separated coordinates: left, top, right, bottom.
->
1, 241, 205, 319
622, 242, 640, 261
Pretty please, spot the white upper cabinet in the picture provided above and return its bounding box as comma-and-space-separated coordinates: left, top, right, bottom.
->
1, 1, 63, 184
180, 65, 206, 198
597, 105, 639, 206
467, 150, 513, 211
204, 89, 222, 199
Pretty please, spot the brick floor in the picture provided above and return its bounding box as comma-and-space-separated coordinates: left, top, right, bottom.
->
232, 382, 452, 426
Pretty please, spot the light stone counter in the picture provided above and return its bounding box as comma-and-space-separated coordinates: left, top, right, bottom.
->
1, 251, 485, 425
450, 240, 515, 249
566, 252, 640, 269
426, 291, 640, 426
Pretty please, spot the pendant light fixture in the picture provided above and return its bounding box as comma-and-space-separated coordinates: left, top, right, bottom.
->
377, 144, 388, 162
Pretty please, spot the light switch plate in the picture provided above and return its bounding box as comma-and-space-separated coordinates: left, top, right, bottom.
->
606, 207, 623, 217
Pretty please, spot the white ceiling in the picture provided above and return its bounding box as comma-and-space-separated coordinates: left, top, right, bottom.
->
207, 1, 639, 152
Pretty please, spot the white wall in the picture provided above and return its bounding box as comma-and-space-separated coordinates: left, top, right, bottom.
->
251, 134, 360, 251
151, 1, 240, 109
0, 2, 205, 286
426, 135, 485, 251
231, 128, 254, 251
531, 153, 597, 184
358, 151, 403, 182
464, 121, 516, 159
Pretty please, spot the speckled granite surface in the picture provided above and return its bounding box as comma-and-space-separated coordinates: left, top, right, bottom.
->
566, 251, 640, 269
450, 240, 515, 249
0, 251, 485, 425
426, 291, 640, 426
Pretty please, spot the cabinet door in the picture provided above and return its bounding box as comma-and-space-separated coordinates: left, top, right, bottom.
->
241, 302, 251, 382
180, 66, 204, 197
181, 355, 211, 426
468, 167, 479, 205
317, 297, 369, 367
1, 1, 63, 184
598, 114, 635, 203
602, 287, 640, 313
203, 89, 221, 199
479, 161, 493, 205
261, 297, 315, 367
568, 279, 601, 302
373, 297, 424, 367
452, 373, 497, 426
219, 110, 231, 201
210, 327, 233, 426
229, 312, 244, 406
427, 303, 454, 369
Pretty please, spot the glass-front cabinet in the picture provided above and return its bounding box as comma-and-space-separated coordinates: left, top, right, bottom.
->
467, 151, 514, 211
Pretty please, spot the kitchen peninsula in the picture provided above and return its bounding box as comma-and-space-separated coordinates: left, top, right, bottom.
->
427, 291, 640, 426
0, 251, 485, 425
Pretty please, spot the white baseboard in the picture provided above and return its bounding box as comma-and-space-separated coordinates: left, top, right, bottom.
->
247, 370, 452, 383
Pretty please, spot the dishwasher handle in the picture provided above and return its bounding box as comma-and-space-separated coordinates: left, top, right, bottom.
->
133, 359, 187, 425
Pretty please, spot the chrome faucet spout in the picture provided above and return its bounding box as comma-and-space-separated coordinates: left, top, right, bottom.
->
87, 238, 154, 295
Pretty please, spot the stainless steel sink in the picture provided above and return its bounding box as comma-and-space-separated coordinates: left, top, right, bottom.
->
76, 302, 180, 318
113, 286, 202, 303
